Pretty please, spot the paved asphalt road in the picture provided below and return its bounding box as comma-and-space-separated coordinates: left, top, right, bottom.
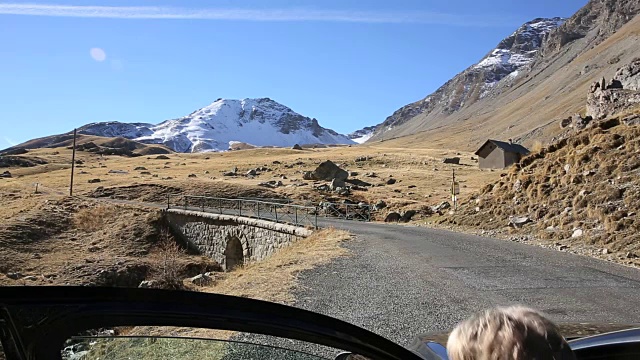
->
304, 218, 640, 345
105, 199, 640, 350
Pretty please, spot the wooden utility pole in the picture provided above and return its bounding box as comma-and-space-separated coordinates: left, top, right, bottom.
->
70, 128, 77, 196
452, 169, 458, 210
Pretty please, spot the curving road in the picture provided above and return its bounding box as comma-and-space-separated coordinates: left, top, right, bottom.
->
104, 198, 640, 347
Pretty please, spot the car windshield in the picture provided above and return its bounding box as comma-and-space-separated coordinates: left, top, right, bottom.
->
62, 336, 328, 360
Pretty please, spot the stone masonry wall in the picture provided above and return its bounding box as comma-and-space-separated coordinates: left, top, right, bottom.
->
164, 209, 312, 270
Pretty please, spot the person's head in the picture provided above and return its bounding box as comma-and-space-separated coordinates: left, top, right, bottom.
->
447, 306, 575, 360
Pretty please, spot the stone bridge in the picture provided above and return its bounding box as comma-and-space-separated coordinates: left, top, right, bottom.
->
164, 209, 313, 271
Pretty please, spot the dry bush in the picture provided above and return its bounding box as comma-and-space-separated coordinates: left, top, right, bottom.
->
152, 228, 187, 290
73, 205, 117, 232
532, 141, 544, 153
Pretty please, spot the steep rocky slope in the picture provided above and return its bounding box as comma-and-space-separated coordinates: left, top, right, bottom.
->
369, 0, 640, 151
448, 116, 640, 267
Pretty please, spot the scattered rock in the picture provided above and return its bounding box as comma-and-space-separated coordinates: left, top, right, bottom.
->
442, 157, 461, 165
355, 156, 369, 162
87, 178, 101, 183
572, 229, 584, 238
272, 160, 282, 165
258, 180, 283, 189
432, 201, 451, 212
315, 184, 331, 192
188, 174, 197, 178
108, 170, 128, 174
374, 200, 387, 210
6, 272, 23, 280
1, 171, 12, 178
23, 275, 38, 281
349, 171, 359, 177
386, 178, 397, 185
204, 170, 210, 174
155, 155, 170, 160
408, 185, 416, 189
138, 280, 158, 288
559, 117, 572, 129
134, 166, 147, 171
141, 171, 152, 175
400, 210, 417, 223
246, 169, 257, 176
189, 273, 214, 286
364, 172, 378, 178
223, 171, 236, 177
291, 144, 303, 150
602, 248, 609, 255
384, 212, 402, 222
509, 216, 532, 228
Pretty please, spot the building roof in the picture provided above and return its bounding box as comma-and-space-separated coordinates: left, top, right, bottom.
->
474, 139, 530, 156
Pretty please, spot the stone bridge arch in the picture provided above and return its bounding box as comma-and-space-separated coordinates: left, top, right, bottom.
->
164, 209, 312, 271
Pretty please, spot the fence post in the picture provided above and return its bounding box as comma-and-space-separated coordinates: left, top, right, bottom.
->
201, 197, 205, 212
257, 202, 260, 218
368, 204, 371, 222
295, 207, 298, 226
274, 205, 278, 223
219, 199, 222, 214
346, 204, 350, 220
167, 194, 170, 210
239, 200, 242, 216
314, 211, 318, 229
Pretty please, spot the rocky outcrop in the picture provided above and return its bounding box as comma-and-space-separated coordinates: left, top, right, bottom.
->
541, 0, 640, 58
309, 160, 349, 182
587, 59, 640, 119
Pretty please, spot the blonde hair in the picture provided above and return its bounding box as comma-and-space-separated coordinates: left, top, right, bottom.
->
447, 306, 575, 360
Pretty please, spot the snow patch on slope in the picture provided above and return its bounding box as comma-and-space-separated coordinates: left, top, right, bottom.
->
79, 98, 354, 152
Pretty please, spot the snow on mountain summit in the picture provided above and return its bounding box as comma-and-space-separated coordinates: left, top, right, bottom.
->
79, 98, 354, 152
473, 17, 566, 87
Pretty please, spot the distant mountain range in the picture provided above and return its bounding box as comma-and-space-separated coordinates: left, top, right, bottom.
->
8, 98, 355, 153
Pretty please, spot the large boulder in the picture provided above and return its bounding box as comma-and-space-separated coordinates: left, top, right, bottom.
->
442, 157, 461, 165
384, 212, 401, 222
310, 160, 348, 182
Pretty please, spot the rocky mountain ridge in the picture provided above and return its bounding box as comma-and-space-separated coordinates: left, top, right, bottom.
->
370, 17, 566, 140
9, 98, 354, 153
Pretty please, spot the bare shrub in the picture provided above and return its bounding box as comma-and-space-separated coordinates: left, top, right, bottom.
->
153, 228, 186, 290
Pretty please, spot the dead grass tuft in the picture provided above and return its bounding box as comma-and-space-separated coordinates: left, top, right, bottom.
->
201, 228, 351, 304
73, 205, 118, 232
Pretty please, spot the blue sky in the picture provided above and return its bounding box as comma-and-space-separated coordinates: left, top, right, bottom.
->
0, 0, 587, 147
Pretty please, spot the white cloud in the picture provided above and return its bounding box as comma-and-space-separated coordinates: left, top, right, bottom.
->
0, 3, 514, 26
90, 47, 106, 62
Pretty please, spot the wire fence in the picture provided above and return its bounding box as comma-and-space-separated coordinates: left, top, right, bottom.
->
167, 194, 318, 229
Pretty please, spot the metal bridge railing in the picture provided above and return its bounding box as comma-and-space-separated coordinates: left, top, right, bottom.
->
167, 194, 318, 229
317, 202, 371, 222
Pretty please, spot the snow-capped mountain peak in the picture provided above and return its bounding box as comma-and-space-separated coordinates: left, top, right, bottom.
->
473, 17, 566, 85
77, 98, 354, 152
